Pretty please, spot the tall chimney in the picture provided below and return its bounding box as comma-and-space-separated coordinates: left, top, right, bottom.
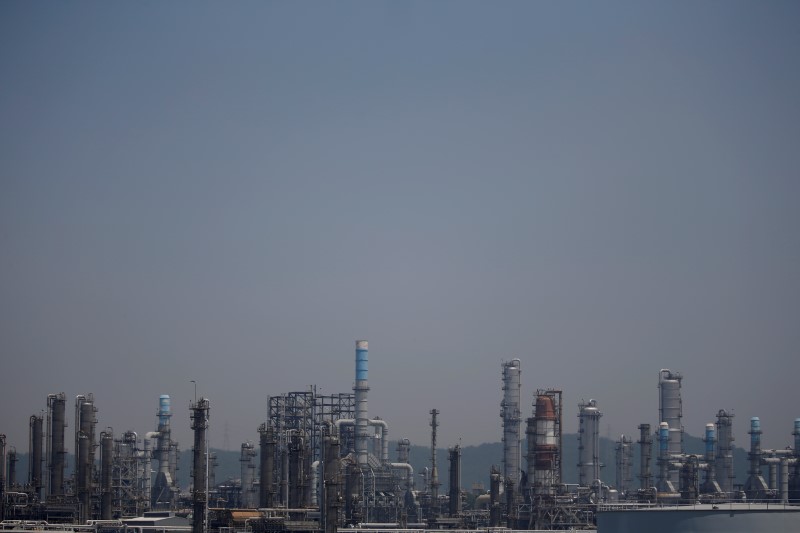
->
354, 340, 369, 466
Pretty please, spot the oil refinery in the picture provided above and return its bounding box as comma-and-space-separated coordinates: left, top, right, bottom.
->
1, 341, 799, 533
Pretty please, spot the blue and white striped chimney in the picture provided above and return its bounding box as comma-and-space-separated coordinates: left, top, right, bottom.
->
355, 340, 370, 466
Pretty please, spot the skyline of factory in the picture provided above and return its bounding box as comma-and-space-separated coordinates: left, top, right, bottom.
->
2, 339, 798, 532
2, 347, 795, 456
2, 340, 798, 525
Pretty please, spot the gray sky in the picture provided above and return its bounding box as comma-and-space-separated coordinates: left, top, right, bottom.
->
1, 1, 799, 457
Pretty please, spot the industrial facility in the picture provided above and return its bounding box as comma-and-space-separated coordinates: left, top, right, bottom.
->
1, 345, 800, 533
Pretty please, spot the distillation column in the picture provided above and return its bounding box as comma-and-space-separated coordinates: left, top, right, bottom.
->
323, 433, 341, 533
190, 398, 209, 533
715, 410, 735, 496
100, 431, 113, 519
638, 424, 652, 491
658, 370, 683, 486
448, 445, 462, 517
29, 414, 44, 500
578, 399, 602, 486
615, 435, 633, 496
258, 423, 275, 508
75, 394, 97, 522
530, 391, 560, 498
47, 393, 66, 499
500, 360, 522, 498
240, 441, 257, 508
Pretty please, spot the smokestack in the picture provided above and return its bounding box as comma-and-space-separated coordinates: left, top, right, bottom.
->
354, 340, 369, 466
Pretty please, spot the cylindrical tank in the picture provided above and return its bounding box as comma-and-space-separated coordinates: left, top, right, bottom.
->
500, 360, 522, 489
578, 399, 602, 486
354, 340, 370, 466
533, 394, 558, 496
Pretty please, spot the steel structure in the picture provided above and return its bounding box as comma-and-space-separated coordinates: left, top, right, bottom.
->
111, 430, 149, 517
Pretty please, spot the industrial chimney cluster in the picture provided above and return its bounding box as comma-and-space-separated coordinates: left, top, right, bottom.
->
1, 346, 799, 533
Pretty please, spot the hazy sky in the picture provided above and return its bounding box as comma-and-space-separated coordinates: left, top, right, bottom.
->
1, 1, 799, 459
